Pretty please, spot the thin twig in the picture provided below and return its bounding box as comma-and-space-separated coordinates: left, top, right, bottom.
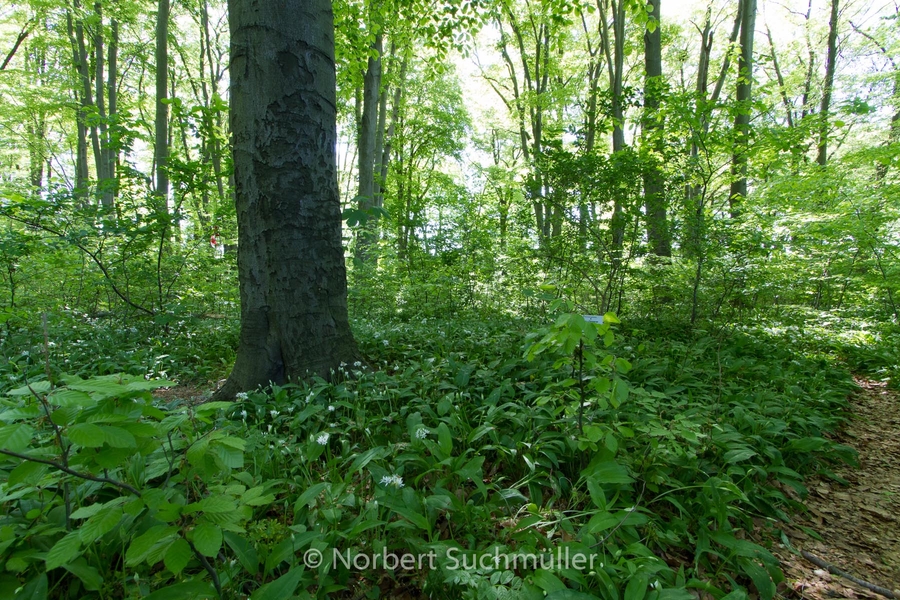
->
800, 550, 897, 599
188, 539, 222, 597
0, 448, 141, 496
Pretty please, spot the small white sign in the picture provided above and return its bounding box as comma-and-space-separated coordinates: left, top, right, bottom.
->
583, 315, 604, 324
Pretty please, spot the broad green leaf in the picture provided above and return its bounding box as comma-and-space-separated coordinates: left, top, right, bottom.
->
784, 437, 830, 452
141, 581, 217, 600
67, 423, 106, 448
126, 525, 177, 566
532, 569, 566, 593
0, 424, 34, 453
294, 482, 329, 511
45, 531, 82, 570
194, 401, 236, 415
164, 538, 192, 575
100, 426, 136, 448
192, 523, 223, 557
48, 389, 93, 408
126, 380, 177, 391
624, 573, 648, 600
184, 495, 236, 514
8, 461, 46, 487
739, 559, 775, 600
13, 572, 47, 600
250, 566, 305, 600
70, 503, 105, 520
7, 380, 51, 396
456, 456, 484, 481
584, 458, 633, 484
724, 448, 757, 464
224, 530, 259, 574
546, 591, 601, 600
79, 507, 123, 544
437, 422, 453, 457
62, 558, 103, 591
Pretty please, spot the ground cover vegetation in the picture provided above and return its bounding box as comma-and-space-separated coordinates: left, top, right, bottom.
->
0, 0, 898, 598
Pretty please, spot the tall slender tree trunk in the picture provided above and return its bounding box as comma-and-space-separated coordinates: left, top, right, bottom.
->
217, 0, 360, 398
729, 0, 756, 217
600, 0, 627, 251
155, 0, 170, 211
817, 0, 840, 166
66, 2, 93, 203
642, 0, 670, 257
355, 34, 383, 263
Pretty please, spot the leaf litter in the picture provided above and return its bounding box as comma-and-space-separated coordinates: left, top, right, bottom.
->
775, 378, 900, 599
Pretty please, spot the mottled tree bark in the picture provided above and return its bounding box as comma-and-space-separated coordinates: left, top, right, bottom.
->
217, 0, 360, 397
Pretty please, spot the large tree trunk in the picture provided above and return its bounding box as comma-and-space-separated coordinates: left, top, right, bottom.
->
642, 0, 670, 257
218, 0, 360, 397
729, 0, 756, 217
817, 0, 839, 166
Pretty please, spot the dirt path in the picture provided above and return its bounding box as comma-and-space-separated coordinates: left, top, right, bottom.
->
776, 379, 900, 598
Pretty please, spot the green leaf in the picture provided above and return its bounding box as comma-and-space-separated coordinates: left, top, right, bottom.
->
8, 461, 46, 487
0, 424, 34, 453
70, 503, 105, 520
456, 456, 484, 481
141, 581, 217, 600
250, 566, 305, 600
164, 538, 192, 575
13, 572, 47, 600
67, 423, 106, 448
624, 573, 648, 600
546, 591, 601, 600
224, 530, 259, 574
7, 380, 51, 396
79, 507, 123, 544
45, 530, 82, 570
126, 525, 177, 566
740, 559, 775, 600
294, 482, 329, 511
724, 448, 757, 463
100, 426, 136, 448
784, 437, 830, 452
532, 569, 566, 593
126, 379, 178, 391
48, 389, 93, 408
192, 523, 223, 557
62, 558, 103, 591
184, 495, 236, 514
584, 458, 633, 484
437, 422, 453, 457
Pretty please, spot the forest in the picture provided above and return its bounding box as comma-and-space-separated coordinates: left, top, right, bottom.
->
0, 0, 899, 598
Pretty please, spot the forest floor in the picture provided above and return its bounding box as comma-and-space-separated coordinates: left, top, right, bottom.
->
776, 378, 900, 599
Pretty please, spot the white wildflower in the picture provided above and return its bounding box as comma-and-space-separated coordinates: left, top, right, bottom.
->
328, 405, 335, 412
380, 474, 404, 488
270, 409, 280, 418
240, 410, 248, 419
415, 427, 428, 440
316, 433, 330, 445
383, 339, 389, 346
353, 361, 362, 367
236, 392, 249, 401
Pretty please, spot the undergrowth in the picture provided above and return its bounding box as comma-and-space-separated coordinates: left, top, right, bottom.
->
0, 307, 862, 599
